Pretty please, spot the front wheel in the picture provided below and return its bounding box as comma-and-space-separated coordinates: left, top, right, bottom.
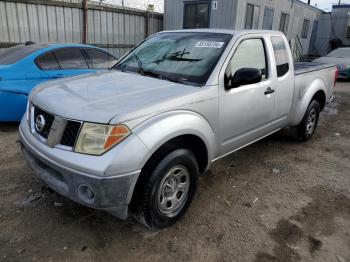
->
134, 148, 198, 229
294, 100, 320, 141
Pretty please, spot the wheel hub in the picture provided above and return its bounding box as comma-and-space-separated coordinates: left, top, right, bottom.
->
306, 108, 317, 135
156, 165, 190, 217
164, 178, 177, 193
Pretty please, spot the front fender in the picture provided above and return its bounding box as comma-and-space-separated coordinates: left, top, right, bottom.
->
289, 78, 326, 126
129, 110, 216, 169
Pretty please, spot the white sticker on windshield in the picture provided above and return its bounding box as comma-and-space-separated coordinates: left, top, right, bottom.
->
195, 41, 224, 48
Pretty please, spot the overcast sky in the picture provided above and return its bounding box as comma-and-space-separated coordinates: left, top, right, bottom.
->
301, 0, 350, 11
97, 0, 350, 13
96, 0, 164, 12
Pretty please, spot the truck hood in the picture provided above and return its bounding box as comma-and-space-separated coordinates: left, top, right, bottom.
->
30, 71, 203, 123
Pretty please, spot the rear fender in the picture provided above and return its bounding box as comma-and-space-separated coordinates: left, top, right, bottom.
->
129, 110, 216, 170
289, 78, 326, 126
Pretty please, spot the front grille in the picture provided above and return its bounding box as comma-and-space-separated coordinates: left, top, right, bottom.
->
60, 121, 81, 147
33, 107, 55, 139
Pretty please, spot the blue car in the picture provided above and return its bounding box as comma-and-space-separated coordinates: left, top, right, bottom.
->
0, 43, 118, 121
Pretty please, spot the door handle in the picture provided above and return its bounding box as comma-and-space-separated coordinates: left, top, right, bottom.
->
264, 87, 275, 95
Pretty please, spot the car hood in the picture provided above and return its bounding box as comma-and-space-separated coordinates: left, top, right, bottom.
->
30, 71, 203, 123
0, 65, 11, 82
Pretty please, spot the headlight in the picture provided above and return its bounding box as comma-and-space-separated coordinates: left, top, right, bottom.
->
75, 123, 130, 155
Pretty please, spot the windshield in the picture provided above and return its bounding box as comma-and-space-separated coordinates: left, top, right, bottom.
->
0, 44, 48, 65
327, 48, 350, 58
114, 32, 232, 86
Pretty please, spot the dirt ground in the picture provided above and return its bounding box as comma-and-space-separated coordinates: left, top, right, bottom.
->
0, 82, 349, 262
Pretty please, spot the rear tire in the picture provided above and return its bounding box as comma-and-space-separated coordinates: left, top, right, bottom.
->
293, 100, 320, 141
134, 148, 198, 229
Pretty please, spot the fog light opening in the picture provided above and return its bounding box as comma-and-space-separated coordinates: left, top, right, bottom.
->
78, 184, 95, 203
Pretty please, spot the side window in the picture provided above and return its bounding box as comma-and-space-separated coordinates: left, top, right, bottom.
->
245, 4, 260, 29
183, 2, 210, 29
301, 19, 310, 38
225, 38, 267, 84
85, 49, 117, 69
54, 48, 88, 70
271, 36, 290, 77
262, 7, 274, 30
279, 12, 290, 35
36, 53, 60, 70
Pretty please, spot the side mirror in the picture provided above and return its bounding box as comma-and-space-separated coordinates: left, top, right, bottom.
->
225, 68, 262, 90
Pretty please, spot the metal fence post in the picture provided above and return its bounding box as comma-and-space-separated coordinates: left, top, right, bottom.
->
83, 0, 88, 44
145, 11, 149, 38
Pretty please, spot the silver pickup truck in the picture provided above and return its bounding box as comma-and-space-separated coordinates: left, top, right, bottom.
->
19, 29, 337, 229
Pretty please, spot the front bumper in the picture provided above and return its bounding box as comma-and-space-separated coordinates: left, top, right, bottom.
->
19, 118, 145, 220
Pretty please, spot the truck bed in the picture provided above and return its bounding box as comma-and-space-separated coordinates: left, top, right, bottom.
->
294, 62, 335, 75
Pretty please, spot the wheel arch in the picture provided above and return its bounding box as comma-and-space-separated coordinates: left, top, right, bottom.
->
289, 78, 327, 126
312, 90, 326, 111
131, 110, 216, 169
128, 110, 215, 209
130, 134, 208, 210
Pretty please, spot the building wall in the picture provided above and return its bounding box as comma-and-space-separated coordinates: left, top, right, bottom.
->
164, 0, 237, 30
311, 5, 350, 56
313, 13, 332, 56
235, 0, 322, 54
164, 0, 324, 55
331, 5, 350, 46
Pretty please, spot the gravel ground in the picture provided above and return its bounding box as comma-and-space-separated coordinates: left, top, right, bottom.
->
0, 82, 349, 262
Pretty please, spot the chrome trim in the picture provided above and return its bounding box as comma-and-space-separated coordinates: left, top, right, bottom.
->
55, 144, 74, 151
30, 104, 83, 150
30, 104, 47, 144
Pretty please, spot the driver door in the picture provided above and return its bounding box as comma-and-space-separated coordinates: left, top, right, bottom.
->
218, 37, 276, 156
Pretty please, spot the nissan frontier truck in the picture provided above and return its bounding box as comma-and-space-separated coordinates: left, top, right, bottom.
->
19, 30, 337, 229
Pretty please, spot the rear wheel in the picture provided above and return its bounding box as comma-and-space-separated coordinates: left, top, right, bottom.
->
294, 100, 320, 141
134, 148, 198, 229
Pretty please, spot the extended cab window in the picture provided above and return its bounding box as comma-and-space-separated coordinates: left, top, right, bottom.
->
271, 36, 290, 77
36, 52, 60, 70
85, 49, 117, 69
54, 48, 88, 70
225, 38, 267, 84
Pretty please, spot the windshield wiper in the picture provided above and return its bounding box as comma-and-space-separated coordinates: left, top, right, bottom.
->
157, 72, 191, 85
133, 53, 145, 75
170, 49, 190, 57
151, 49, 202, 64
140, 69, 184, 84
168, 57, 202, 62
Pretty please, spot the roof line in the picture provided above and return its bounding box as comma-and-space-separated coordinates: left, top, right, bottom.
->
289, 0, 326, 14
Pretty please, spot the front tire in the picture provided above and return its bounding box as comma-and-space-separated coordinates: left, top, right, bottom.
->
134, 149, 198, 229
294, 100, 320, 141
